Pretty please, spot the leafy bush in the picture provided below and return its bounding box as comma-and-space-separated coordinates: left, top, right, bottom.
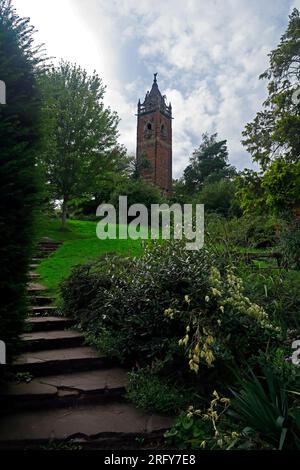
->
61, 240, 281, 378
165, 390, 240, 450
85, 329, 127, 364
126, 366, 199, 414
165, 264, 281, 375
165, 411, 209, 449
61, 242, 213, 366
277, 214, 300, 269
242, 270, 300, 332
261, 160, 300, 212
60, 256, 114, 329
206, 213, 278, 249
195, 179, 241, 218
109, 178, 163, 217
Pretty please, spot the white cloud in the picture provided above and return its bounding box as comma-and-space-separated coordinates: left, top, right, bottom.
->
13, 0, 296, 176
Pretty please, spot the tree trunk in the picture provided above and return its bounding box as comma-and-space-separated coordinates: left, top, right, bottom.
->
61, 197, 68, 228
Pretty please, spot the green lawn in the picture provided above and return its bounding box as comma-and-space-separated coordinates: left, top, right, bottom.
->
36, 219, 146, 298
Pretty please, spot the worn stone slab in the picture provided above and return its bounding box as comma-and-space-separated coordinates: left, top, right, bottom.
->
29, 296, 53, 306
39, 368, 128, 392
30, 305, 57, 314
27, 283, 46, 292
20, 329, 84, 351
29, 264, 39, 269
1, 381, 57, 398
14, 347, 101, 365
21, 330, 83, 342
28, 272, 40, 278
0, 369, 128, 411
25, 316, 74, 333
26, 316, 72, 325
21, 330, 84, 352
12, 346, 108, 375
1, 369, 128, 400
0, 403, 173, 441
39, 238, 62, 244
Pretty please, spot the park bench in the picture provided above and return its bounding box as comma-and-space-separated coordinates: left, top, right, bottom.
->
231, 251, 285, 268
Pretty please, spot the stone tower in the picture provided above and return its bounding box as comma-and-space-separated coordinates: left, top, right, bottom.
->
136, 74, 172, 196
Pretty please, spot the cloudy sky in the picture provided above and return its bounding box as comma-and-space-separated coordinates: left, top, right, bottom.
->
14, 0, 300, 177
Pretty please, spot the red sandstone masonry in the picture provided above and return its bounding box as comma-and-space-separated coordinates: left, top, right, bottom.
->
136, 76, 172, 196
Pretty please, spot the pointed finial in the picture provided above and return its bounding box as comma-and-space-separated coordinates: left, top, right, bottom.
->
154, 72, 158, 83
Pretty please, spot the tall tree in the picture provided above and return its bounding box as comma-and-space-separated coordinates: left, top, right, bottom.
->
241, 8, 300, 213
0, 0, 42, 362
183, 133, 235, 194
39, 62, 121, 225
242, 8, 300, 170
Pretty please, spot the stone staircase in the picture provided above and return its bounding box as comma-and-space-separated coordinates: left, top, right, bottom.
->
0, 239, 172, 449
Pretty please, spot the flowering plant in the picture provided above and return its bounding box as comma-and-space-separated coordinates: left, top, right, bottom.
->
165, 265, 281, 372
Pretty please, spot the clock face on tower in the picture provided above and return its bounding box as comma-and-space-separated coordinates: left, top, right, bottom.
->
136, 74, 172, 196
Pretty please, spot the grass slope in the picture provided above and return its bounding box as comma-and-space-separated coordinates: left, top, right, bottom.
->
36, 219, 145, 298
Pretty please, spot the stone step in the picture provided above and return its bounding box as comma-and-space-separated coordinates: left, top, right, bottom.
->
34, 253, 53, 259
36, 242, 62, 247
37, 243, 61, 247
29, 296, 54, 306
29, 264, 39, 270
36, 244, 60, 249
30, 305, 57, 315
0, 402, 172, 446
25, 316, 75, 332
21, 330, 84, 351
28, 272, 40, 279
12, 347, 111, 376
38, 241, 62, 247
27, 283, 47, 294
0, 369, 128, 410
31, 257, 44, 263
35, 248, 58, 254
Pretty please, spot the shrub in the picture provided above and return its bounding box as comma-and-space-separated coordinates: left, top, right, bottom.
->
61, 242, 214, 366
206, 213, 278, 249
126, 366, 199, 414
277, 214, 300, 269
60, 256, 114, 329
165, 265, 281, 375
242, 270, 300, 332
195, 179, 241, 218
109, 178, 163, 217
61, 240, 281, 378
165, 411, 209, 449
85, 329, 127, 363
165, 390, 239, 450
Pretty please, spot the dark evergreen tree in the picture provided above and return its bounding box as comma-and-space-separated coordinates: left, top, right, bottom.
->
0, 0, 42, 362
183, 133, 236, 195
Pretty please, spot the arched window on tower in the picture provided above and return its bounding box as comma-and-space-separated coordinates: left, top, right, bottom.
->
144, 121, 153, 138
160, 123, 167, 139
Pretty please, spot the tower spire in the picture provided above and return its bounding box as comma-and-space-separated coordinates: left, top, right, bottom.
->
137, 73, 171, 117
